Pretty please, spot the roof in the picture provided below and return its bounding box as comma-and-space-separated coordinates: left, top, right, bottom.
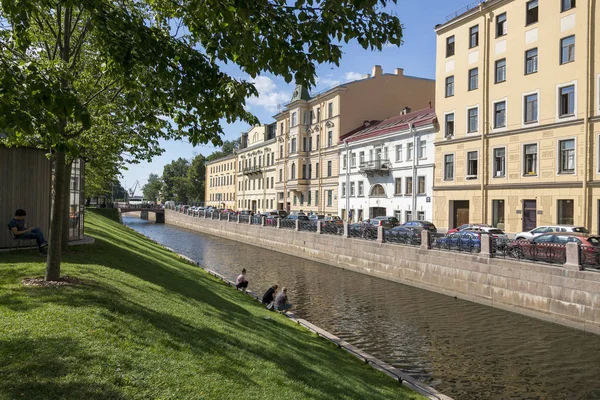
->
339, 107, 437, 144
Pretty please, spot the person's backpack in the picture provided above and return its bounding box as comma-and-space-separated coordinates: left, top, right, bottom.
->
266, 302, 274, 311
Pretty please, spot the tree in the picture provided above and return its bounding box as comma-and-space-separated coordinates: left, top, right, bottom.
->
205, 139, 240, 162
161, 158, 190, 201
0, 0, 402, 280
143, 173, 163, 202
187, 154, 206, 202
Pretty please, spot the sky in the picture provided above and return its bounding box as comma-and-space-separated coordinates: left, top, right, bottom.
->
119, 0, 469, 194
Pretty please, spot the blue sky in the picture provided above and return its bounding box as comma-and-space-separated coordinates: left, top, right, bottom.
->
120, 0, 467, 193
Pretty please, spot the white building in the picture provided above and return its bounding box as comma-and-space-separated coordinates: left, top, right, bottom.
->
338, 108, 437, 223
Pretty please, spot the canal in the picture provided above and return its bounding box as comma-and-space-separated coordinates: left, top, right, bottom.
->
123, 216, 600, 400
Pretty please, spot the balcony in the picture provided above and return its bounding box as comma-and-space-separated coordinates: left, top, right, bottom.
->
286, 178, 309, 192
243, 165, 262, 175
359, 159, 391, 177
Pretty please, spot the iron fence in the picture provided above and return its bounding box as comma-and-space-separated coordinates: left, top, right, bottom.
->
251, 216, 262, 225
298, 221, 316, 232
265, 218, 278, 228
581, 246, 600, 270
280, 219, 296, 229
211, 212, 219, 220
384, 229, 421, 246
321, 222, 343, 236
496, 240, 566, 264
348, 225, 378, 241
239, 215, 250, 224
432, 235, 481, 253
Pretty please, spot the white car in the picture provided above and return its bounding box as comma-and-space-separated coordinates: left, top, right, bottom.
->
515, 225, 589, 241
466, 226, 508, 239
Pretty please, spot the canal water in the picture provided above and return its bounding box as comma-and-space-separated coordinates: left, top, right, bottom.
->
123, 216, 600, 400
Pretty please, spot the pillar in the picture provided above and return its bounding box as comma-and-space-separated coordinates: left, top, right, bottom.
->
343, 221, 349, 238
377, 226, 384, 243
420, 230, 431, 250
480, 233, 492, 257
564, 242, 582, 270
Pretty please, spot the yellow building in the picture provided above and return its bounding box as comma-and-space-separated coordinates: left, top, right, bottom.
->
236, 123, 278, 212
433, 0, 600, 233
274, 65, 436, 215
205, 154, 237, 209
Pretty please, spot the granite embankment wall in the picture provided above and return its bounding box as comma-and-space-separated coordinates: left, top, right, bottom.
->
165, 210, 600, 334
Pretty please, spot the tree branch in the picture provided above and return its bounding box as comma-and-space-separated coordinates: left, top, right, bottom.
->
83, 80, 118, 106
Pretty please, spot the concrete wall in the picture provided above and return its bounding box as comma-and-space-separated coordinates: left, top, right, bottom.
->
165, 210, 600, 335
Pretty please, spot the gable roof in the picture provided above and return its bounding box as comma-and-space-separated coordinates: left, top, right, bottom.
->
339, 107, 437, 144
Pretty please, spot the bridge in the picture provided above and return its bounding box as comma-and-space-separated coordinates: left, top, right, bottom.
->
117, 204, 165, 223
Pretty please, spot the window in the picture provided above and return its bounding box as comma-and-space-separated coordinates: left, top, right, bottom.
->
351, 153, 356, 168
309, 137, 312, 151
496, 13, 507, 37
495, 59, 506, 83
317, 107, 321, 122
271, 177, 274, 188
327, 190, 332, 207
327, 131, 333, 147
559, 85, 575, 117
371, 184, 385, 197
328, 102, 333, 119
525, 48, 538, 74
418, 176, 426, 194
396, 145, 403, 162
308, 164, 312, 178
316, 134, 320, 149
494, 101, 506, 128
350, 182, 355, 196
302, 164, 307, 179
279, 169, 283, 182
405, 177, 413, 195
291, 163, 296, 179
493, 148, 506, 177
308, 191, 311, 205
315, 190, 319, 206
359, 152, 364, 165
395, 178, 402, 195
291, 138, 297, 153
407, 143, 413, 161
467, 107, 478, 133
561, 36, 575, 64
316, 162, 319, 178
561, 0, 576, 12
343, 154, 347, 169
559, 139, 575, 173
469, 25, 479, 48
492, 200, 505, 228
445, 76, 454, 97
446, 35, 455, 57
524, 144, 538, 175
279, 145, 283, 159
327, 161, 332, 177
558, 200, 574, 225
417, 211, 425, 221
468, 68, 478, 91
358, 181, 364, 196
302, 111, 308, 125
341, 183, 346, 197
405, 211, 412, 223
526, 0, 538, 25
524, 94, 538, 123
467, 151, 478, 177
418, 140, 426, 159
309, 110, 313, 122
291, 112, 297, 127
444, 154, 454, 180
303, 137, 307, 151
445, 113, 455, 137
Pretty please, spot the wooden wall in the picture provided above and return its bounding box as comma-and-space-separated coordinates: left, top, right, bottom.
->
0, 146, 52, 249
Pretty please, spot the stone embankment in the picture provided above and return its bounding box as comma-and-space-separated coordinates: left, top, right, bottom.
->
165, 210, 600, 335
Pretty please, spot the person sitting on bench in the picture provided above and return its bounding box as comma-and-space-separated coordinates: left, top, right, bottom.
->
9, 209, 48, 255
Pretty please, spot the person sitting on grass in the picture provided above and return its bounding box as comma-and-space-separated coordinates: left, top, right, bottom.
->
262, 284, 278, 305
274, 287, 292, 312
236, 268, 248, 291
9, 209, 48, 256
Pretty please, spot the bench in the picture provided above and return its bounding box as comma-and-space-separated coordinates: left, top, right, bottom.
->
7, 224, 37, 252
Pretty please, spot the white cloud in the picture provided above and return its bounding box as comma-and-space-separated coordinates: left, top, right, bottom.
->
247, 76, 290, 113
344, 72, 364, 81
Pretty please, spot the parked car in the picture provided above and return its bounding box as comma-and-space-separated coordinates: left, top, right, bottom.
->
514, 225, 589, 241
385, 226, 420, 244
402, 220, 437, 233
239, 210, 252, 216
349, 223, 378, 240
447, 223, 490, 234
369, 216, 400, 228
506, 233, 600, 263
436, 231, 482, 252
309, 214, 325, 224
265, 215, 279, 226
285, 214, 310, 221
275, 210, 288, 218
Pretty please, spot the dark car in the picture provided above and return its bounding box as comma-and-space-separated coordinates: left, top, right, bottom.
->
403, 220, 437, 233
285, 215, 310, 221
385, 226, 420, 244
506, 233, 600, 264
276, 210, 288, 218
435, 231, 481, 252
369, 216, 400, 228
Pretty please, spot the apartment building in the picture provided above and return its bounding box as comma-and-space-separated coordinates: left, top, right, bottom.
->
236, 123, 278, 212
433, 0, 600, 233
338, 107, 437, 223
205, 154, 237, 209
273, 65, 435, 215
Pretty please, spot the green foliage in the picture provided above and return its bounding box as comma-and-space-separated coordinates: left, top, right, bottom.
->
142, 173, 163, 202
161, 157, 190, 202
0, 210, 422, 399
187, 154, 206, 202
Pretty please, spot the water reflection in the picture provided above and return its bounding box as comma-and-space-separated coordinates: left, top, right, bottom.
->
123, 216, 600, 400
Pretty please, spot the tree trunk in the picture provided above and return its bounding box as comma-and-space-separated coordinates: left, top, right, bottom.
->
45, 150, 67, 281
61, 162, 73, 252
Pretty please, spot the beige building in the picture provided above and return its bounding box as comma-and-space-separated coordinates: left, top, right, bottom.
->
433, 0, 600, 233
205, 154, 237, 209
274, 65, 436, 215
236, 123, 278, 212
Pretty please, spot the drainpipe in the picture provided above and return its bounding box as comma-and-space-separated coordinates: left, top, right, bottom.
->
481, 5, 490, 225
582, 0, 594, 229
344, 139, 350, 221
411, 123, 418, 219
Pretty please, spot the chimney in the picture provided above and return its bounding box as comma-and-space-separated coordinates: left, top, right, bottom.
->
400, 107, 411, 115
371, 65, 383, 78
394, 68, 404, 76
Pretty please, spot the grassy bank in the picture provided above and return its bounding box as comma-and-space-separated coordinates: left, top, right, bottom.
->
0, 209, 423, 399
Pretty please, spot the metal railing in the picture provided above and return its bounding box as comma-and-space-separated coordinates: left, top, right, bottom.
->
384, 229, 421, 246
280, 219, 296, 229
581, 246, 600, 270
265, 218, 278, 228
359, 159, 391, 171
495, 240, 566, 265
299, 221, 316, 232
251, 216, 262, 225
432, 235, 481, 253
239, 215, 250, 224
321, 221, 343, 236
348, 224, 378, 241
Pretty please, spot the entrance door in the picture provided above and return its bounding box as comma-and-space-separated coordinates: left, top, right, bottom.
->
251, 200, 257, 213
452, 201, 470, 228
370, 207, 386, 218
523, 200, 537, 231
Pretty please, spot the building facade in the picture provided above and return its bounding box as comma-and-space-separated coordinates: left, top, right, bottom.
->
274, 65, 436, 215
338, 108, 437, 223
433, 0, 600, 233
205, 154, 237, 209
236, 124, 278, 212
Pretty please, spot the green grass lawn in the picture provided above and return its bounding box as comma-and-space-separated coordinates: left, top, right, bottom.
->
0, 209, 423, 400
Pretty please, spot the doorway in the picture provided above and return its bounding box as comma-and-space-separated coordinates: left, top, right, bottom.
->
251, 200, 257, 213
370, 207, 386, 219
522, 200, 537, 231
452, 201, 470, 228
